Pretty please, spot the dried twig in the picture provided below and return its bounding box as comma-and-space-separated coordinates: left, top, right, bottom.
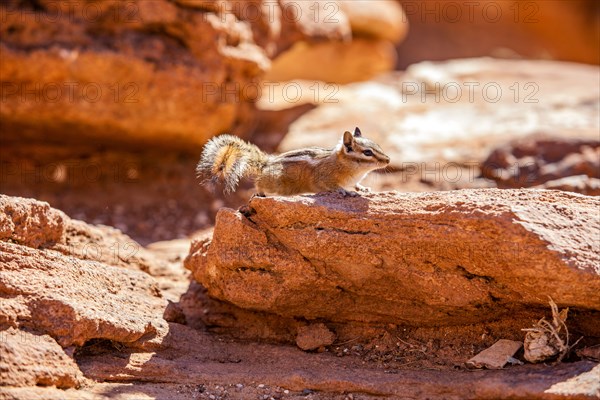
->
522, 297, 581, 363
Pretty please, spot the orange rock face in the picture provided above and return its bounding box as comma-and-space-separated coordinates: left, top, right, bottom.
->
1, 190, 599, 399
0, 1, 265, 150
396, 0, 600, 68
0, 328, 84, 388
0, 0, 352, 151
0, 195, 169, 348
186, 189, 600, 328
2, 1, 600, 396
264, 0, 407, 83
482, 135, 600, 195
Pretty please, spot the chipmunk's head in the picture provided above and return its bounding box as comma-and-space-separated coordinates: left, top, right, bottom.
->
340, 127, 390, 169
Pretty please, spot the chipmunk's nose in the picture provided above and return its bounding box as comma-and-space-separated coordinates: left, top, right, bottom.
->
382, 155, 390, 164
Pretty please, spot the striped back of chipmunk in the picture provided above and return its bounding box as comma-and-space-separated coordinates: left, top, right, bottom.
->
274, 147, 333, 165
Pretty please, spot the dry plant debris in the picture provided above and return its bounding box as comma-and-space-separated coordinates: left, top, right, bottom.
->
522, 298, 581, 363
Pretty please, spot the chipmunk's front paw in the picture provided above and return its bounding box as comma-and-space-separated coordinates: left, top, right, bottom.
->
355, 184, 371, 193
336, 188, 359, 197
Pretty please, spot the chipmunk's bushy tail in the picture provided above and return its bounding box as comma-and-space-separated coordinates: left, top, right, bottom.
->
196, 135, 268, 193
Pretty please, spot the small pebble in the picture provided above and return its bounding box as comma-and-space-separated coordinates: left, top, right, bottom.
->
235, 384, 243, 389
258, 383, 265, 388
284, 390, 289, 394
209, 395, 216, 400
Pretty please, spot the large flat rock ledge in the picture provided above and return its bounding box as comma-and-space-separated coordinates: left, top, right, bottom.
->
185, 189, 600, 329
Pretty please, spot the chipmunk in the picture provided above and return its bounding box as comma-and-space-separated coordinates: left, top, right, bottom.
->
196, 127, 390, 196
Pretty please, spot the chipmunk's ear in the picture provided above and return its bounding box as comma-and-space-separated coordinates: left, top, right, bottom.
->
354, 127, 362, 137
343, 130, 354, 149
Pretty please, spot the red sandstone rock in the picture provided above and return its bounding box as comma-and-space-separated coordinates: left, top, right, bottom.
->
76, 323, 600, 399
0, 1, 265, 151
265, 0, 407, 83
482, 135, 600, 196
0, 241, 168, 347
0, 328, 84, 389
0, 195, 169, 348
2, 193, 599, 399
278, 0, 350, 44
0, 0, 352, 152
0, 195, 167, 272
0, 387, 100, 400
295, 323, 336, 351
186, 189, 600, 328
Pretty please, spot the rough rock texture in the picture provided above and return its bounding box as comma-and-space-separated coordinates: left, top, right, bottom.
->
0, 328, 84, 388
466, 339, 523, 369
186, 189, 600, 328
76, 321, 600, 399
0, 195, 169, 348
0, 241, 168, 347
279, 58, 600, 169
545, 364, 600, 398
2, 194, 599, 399
76, 329, 599, 400
4, 320, 599, 399
295, 323, 336, 351
0, 0, 352, 151
482, 135, 600, 195
0, 194, 168, 272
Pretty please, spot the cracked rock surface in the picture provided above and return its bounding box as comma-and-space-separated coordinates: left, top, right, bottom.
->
0, 195, 170, 348
186, 189, 600, 328
1, 193, 599, 399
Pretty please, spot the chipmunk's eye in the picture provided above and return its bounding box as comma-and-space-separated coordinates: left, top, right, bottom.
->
363, 150, 373, 157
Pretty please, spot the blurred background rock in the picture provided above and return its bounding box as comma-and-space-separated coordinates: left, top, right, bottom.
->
1, 0, 598, 244
396, 0, 600, 67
